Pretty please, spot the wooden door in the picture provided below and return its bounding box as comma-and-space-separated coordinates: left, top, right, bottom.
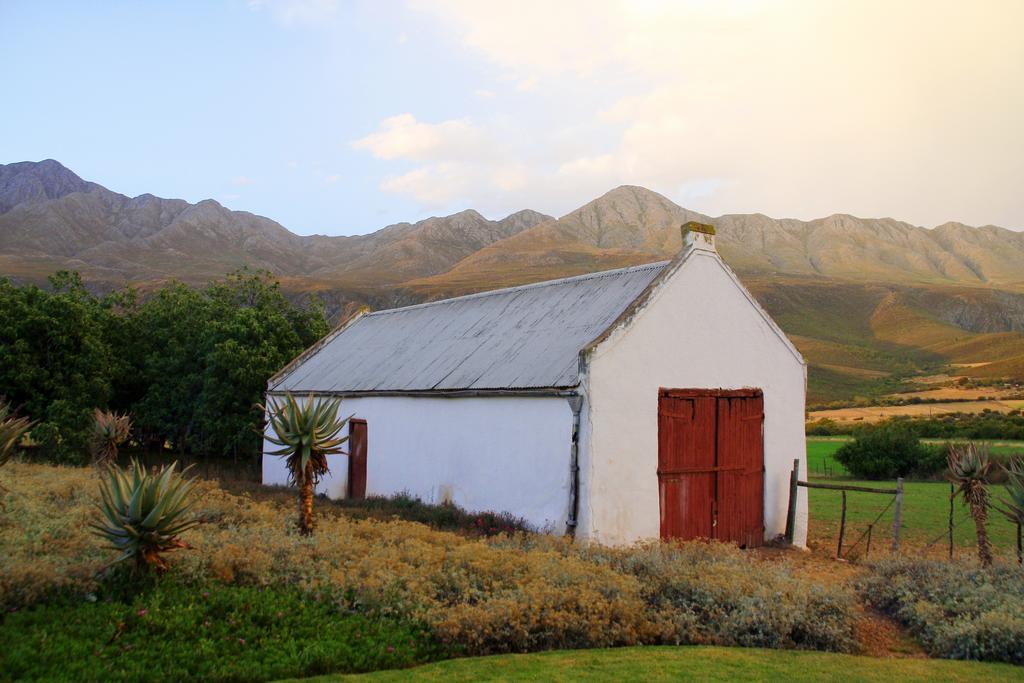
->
657, 389, 764, 547
715, 394, 765, 547
657, 395, 717, 540
347, 419, 367, 499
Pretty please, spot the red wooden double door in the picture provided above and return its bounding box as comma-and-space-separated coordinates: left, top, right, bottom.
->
657, 388, 765, 547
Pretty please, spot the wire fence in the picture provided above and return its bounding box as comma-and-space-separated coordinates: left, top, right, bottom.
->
789, 459, 1024, 564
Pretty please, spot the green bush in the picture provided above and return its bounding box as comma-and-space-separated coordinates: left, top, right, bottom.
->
834, 423, 943, 479
0, 582, 448, 682
805, 419, 844, 436
861, 558, 1024, 664
332, 491, 534, 537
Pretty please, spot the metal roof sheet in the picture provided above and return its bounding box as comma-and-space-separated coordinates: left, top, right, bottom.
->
272, 261, 669, 393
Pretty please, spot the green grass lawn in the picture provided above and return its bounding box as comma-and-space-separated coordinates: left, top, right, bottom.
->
293, 646, 1024, 682
805, 437, 1024, 557
805, 437, 1024, 479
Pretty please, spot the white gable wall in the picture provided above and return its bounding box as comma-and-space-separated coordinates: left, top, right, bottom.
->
263, 395, 574, 532
580, 249, 808, 546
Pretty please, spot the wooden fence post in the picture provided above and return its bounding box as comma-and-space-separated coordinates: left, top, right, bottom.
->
892, 477, 903, 554
836, 490, 847, 559
785, 458, 799, 545
948, 483, 955, 560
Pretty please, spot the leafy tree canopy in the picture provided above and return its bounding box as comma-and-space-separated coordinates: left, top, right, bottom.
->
0, 269, 327, 462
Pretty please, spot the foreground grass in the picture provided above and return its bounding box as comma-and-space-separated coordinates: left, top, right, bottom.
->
1, 583, 444, 682
295, 646, 1023, 682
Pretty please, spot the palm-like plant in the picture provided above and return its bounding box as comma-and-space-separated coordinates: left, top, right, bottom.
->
262, 393, 351, 536
997, 458, 1024, 565
90, 459, 199, 574
0, 399, 33, 468
90, 409, 132, 466
947, 443, 994, 567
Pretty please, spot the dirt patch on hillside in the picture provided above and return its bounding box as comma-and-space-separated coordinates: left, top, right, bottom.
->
754, 544, 926, 658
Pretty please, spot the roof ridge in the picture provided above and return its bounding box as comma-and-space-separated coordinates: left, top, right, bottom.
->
367, 260, 671, 317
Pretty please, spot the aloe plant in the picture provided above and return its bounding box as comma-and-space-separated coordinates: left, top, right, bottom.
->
0, 399, 32, 468
262, 393, 351, 536
947, 443, 993, 567
90, 408, 132, 466
90, 459, 199, 574
997, 458, 1024, 565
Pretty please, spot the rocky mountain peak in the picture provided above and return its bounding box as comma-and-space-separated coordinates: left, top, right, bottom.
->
0, 159, 98, 213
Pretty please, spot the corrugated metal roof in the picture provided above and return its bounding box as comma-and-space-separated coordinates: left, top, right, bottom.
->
272, 261, 669, 393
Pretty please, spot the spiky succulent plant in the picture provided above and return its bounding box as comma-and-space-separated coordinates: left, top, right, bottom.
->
947, 443, 993, 567
90, 408, 132, 466
262, 393, 351, 536
0, 399, 32, 469
90, 459, 199, 574
997, 458, 1024, 564
999, 459, 1024, 523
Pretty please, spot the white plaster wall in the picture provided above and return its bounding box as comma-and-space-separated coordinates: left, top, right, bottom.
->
582, 249, 808, 547
263, 396, 574, 531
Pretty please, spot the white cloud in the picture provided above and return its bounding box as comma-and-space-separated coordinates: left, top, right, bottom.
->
351, 114, 492, 163
248, 0, 337, 27
324, 174, 340, 184
514, 77, 538, 92
474, 89, 496, 99
366, 0, 1024, 228
231, 176, 256, 186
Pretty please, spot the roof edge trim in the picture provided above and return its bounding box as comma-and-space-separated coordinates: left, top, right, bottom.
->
365, 261, 671, 317
267, 309, 369, 390
580, 245, 806, 366
266, 387, 579, 399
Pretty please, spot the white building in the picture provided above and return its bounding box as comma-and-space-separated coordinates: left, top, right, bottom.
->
263, 224, 808, 547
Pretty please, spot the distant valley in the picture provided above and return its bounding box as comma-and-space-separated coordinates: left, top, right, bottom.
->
2, 159, 1023, 404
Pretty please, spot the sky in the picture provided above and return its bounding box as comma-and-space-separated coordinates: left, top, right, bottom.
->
1, 0, 1022, 235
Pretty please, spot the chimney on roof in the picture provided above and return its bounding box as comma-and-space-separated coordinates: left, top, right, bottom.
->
681, 221, 716, 253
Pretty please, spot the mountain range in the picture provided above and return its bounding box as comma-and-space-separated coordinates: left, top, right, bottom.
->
2, 159, 1023, 403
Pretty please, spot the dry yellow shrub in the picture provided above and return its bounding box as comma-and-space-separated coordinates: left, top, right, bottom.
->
0, 462, 858, 654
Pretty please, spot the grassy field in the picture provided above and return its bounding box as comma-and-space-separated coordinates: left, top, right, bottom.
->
296, 646, 1023, 682
805, 437, 1024, 558
806, 437, 1024, 478
807, 400, 1021, 424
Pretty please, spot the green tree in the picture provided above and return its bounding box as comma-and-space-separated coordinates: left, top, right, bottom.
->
834, 422, 942, 480
0, 269, 327, 463
0, 273, 116, 463
192, 270, 327, 457
131, 283, 211, 453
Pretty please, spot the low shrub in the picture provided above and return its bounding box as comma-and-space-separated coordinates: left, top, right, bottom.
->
581, 541, 859, 652
805, 419, 845, 436
834, 423, 944, 479
330, 491, 534, 537
1, 462, 860, 665
861, 558, 1024, 664
1, 582, 446, 681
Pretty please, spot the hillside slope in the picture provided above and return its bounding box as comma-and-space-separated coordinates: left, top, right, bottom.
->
0, 160, 552, 287
414, 186, 1024, 294
1, 161, 1022, 402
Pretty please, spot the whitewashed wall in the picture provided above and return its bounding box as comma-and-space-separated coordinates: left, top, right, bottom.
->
263, 396, 574, 532
581, 248, 808, 547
